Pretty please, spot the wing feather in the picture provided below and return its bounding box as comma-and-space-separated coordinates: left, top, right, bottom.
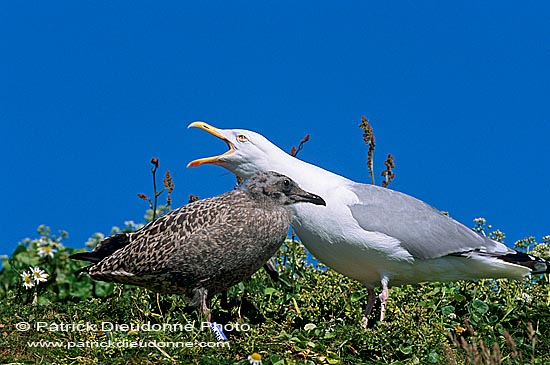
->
348, 183, 511, 260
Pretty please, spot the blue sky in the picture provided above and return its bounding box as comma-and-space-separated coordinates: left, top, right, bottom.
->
1, 1, 549, 257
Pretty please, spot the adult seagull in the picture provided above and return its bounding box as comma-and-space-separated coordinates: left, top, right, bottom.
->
187, 121, 549, 324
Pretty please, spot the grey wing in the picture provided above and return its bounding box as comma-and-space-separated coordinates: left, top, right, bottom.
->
347, 183, 509, 260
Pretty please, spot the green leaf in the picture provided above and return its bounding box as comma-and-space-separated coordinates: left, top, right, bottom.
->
470, 313, 481, 325
264, 287, 278, 295
267, 354, 284, 365
442, 305, 455, 316
472, 299, 489, 314
453, 293, 467, 302
427, 350, 439, 363
37, 295, 52, 305
399, 344, 412, 354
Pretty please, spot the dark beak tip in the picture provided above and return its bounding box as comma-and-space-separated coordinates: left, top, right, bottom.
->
295, 192, 326, 206
311, 195, 326, 206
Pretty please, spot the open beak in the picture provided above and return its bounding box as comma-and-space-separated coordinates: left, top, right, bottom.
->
187, 121, 235, 167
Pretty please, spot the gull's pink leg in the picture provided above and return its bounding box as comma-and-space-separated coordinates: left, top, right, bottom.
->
379, 277, 389, 322
199, 289, 211, 322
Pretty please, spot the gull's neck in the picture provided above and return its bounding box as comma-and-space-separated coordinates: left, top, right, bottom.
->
257, 148, 351, 193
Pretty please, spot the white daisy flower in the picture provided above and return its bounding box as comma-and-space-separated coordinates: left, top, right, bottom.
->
30, 267, 49, 283
37, 245, 57, 258
248, 353, 262, 365
21, 271, 35, 289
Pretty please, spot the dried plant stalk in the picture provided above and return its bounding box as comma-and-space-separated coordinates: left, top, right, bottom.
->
359, 116, 376, 184
381, 153, 395, 188
290, 134, 310, 157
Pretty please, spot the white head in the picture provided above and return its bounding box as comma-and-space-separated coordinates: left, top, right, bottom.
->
187, 121, 290, 179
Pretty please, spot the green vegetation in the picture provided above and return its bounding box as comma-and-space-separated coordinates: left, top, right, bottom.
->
1, 221, 549, 364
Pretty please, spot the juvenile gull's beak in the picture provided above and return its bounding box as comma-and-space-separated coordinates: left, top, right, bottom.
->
293, 191, 326, 206
187, 121, 235, 167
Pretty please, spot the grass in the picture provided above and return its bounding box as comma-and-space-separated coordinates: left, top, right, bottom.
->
1, 232, 549, 364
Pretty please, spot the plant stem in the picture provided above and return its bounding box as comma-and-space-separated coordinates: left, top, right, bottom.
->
151, 163, 158, 221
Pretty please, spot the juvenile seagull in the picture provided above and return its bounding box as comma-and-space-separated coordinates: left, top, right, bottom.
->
187, 121, 550, 324
70, 171, 326, 317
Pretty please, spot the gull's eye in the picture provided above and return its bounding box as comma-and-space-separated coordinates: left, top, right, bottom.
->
237, 134, 249, 142
283, 179, 291, 190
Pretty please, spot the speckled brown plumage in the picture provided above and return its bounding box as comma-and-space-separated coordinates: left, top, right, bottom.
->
70, 171, 325, 312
